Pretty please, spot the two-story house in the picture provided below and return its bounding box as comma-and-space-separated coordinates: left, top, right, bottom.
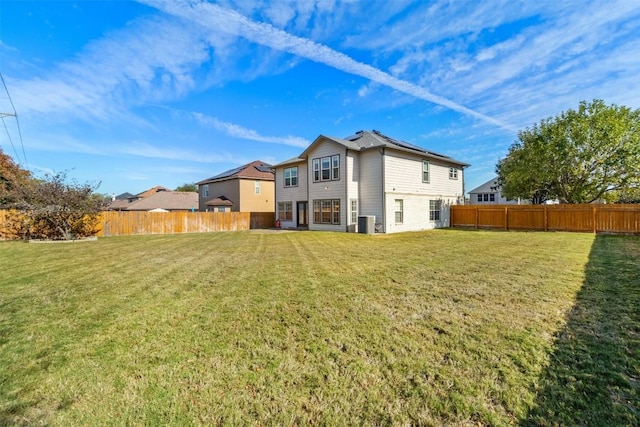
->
273, 130, 469, 233
197, 160, 275, 213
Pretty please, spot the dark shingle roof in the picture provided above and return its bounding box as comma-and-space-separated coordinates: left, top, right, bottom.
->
294, 130, 469, 167
205, 196, 234, 206
197, 160, 274, 185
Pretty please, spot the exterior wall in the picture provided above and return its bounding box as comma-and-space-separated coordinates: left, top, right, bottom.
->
358, 149, 384, 231
384, 151, 464, 197
382, 150, 465, 233
274, 161, 308, 228
238, 179, 275, 212
384, 194, 459, 233
199, 180, 239, 212
307, 139, 347, 232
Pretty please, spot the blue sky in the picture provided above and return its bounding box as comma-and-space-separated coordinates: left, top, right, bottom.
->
1, 0, 639, 196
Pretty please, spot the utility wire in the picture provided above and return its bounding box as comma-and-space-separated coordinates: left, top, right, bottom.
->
0, 73, 28, 169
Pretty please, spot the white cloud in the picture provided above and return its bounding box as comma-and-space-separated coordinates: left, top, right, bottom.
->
192, 112, 310, 148
140, 0, 514, 132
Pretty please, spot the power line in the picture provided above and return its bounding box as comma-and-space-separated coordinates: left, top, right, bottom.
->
0, 73, 29, 169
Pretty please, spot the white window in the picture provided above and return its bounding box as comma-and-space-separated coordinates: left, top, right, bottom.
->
449, 167, 458, 179
202, 184, 209, 197
350, 199, 358, 224
395, 199, 403, 223
422, 161, 430, 183
284, 167, 298, 187
313, 155, 340, 182
277, 202, 292, 221
255, 180, 260, 195
313, 199, 340, 224
429, 200, 441, 221
313, 159, 320, 182
332, 155, 340, 180
217, 206, 226, 212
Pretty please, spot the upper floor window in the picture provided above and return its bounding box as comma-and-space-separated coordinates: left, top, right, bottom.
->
284, 167, 298, 187
255, 180, 261, 195
449, 167, 458, 179
422, 161, 430, 183
202, 184, 209, 197
313, 155, 340, 182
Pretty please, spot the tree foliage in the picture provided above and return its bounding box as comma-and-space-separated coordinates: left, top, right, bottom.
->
0, 147, 33, 206
175, 183, 197, 192
497, 100, 640, 204
7, 171, 107, 240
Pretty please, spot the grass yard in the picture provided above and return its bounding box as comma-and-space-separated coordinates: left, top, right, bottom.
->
0, 229, 638, 426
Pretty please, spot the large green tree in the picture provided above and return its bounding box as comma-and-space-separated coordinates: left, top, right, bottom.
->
497, 100, 640, 204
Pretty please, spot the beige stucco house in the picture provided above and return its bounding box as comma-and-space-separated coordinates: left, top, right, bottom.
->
196, 160, 275, 213
273, 130, 469, 233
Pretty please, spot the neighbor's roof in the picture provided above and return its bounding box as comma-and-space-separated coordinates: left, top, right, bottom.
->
468, 177, 501, 194
196, 160, 274, 185
106, 199, 132, 211
125, 191, 198, 211
136, 186, 172, 198
205, 196, 234, 206
114, 192, 135, 200
297, 130, 469, 167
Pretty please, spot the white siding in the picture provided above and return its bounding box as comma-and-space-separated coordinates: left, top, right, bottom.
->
358, 149, 384, 231
384, 151, 464, 197
384, 195, 458, 233
274, 161, 307, 228
382, 150, 464, 233
307, 140, 347, 232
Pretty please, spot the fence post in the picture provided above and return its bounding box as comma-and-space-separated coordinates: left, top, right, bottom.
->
475, 207, 479, 229
505, 206, 508, 231
593, 206, 597, 234
544, 205, 548, 232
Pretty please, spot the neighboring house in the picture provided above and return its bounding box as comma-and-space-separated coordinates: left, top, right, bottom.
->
196, 160, 275, 213
123, 191, 199, 212
273, 130, 469, 233
107, 186, 173, 211
468, 177, 518, 205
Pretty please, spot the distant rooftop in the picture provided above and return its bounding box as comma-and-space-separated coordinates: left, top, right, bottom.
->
197, 160, 274, 185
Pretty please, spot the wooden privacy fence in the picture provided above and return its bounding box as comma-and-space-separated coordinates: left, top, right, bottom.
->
451, 204, 640, 234
98, 211, 275, 237
0, 210, 275, 238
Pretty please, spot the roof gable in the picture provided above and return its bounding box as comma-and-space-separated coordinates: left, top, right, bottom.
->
468, 177, 501, 194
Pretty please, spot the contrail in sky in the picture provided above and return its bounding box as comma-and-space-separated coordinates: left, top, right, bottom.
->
140, 0, 516, 133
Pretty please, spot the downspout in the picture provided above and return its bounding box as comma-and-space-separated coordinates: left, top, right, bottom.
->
461, 165, 466, 205
345, 147, 349, 232
381, 147, 386, 233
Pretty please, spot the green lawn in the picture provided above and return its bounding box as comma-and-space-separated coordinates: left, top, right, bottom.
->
1, 230, 638, 426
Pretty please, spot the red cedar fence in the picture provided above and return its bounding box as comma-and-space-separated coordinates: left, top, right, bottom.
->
0, 210, 275, 238
451, 204, 640, 234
